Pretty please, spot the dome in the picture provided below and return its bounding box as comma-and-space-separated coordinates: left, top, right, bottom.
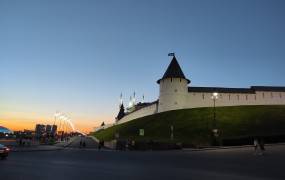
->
0, 126, 13, 134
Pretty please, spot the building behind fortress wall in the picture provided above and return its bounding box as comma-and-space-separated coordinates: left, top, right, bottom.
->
112, 56, 285, 126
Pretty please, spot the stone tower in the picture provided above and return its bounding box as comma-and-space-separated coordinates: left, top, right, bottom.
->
157, 56, 190, 113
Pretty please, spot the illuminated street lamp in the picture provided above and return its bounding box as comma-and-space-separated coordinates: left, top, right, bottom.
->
53, 112, 61, 126
211, 92, 219, 145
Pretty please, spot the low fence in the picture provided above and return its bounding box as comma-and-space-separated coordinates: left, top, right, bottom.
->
222, 134, 285, 146
103, 139, 182, 151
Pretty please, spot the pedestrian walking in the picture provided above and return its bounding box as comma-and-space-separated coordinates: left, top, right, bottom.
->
259, 138, 265, 155
98, 142, 101, 150
253, 137, 259, 155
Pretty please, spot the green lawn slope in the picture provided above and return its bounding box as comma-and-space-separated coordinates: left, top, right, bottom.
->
92, 105, 285, 145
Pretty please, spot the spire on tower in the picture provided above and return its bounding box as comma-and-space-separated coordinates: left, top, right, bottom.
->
119, 93, 123, 106
133, 91, 136, 104
129, 96, 133, 108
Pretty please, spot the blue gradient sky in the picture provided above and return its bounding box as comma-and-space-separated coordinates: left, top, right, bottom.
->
1, 0, 285, 132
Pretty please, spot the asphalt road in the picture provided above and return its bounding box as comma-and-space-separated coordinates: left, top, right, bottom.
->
1, 139, 285, 180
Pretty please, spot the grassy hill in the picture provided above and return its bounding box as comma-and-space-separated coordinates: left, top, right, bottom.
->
92, 105, 285, 145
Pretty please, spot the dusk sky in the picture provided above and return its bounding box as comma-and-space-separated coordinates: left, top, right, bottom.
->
1, 0, 285, 133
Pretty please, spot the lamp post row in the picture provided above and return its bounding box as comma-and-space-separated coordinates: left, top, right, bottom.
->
53, 112, 72, 133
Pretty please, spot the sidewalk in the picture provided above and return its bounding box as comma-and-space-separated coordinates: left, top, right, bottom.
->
11, 145, 63, 152
89, 136, 99, 143
10, 137, 77, 152
54, 137, 76, 148
182, 143, 285, 151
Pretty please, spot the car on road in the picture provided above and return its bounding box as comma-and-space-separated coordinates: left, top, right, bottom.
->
0, 144, 10, 159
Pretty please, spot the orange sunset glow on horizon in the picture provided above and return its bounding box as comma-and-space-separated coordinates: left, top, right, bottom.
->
0, 110, 114, 134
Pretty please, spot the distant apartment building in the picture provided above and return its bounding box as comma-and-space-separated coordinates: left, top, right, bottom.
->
35, 124, 46, 138
35, 124, 58, 138
46, 125, 52, 134
51, 125, 57, 136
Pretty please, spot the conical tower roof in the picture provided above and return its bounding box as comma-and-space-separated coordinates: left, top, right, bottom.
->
157, 56, 190, 84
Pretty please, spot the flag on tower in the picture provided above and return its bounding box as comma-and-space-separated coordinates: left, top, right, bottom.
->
168, 52, 175, 57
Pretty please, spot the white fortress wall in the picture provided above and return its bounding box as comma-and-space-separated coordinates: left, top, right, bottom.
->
100, 56, 285, 132
116, 103, 158, 125
185, 91, 285, 109
114, 91, 285, 128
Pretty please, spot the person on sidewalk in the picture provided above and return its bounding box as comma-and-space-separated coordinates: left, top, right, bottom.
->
259, 138, 265, 155
79, 140, 82, 148
253, 137, 259, 155
98, 141, 101, 150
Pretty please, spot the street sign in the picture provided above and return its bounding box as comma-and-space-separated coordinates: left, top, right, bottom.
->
139, 129, 144, 136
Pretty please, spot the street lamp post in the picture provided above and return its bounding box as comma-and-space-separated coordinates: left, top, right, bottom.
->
211, 92, 218, 128
211, 92, 219, 145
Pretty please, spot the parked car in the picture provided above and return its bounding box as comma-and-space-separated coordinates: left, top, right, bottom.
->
0, 144, 10, 159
